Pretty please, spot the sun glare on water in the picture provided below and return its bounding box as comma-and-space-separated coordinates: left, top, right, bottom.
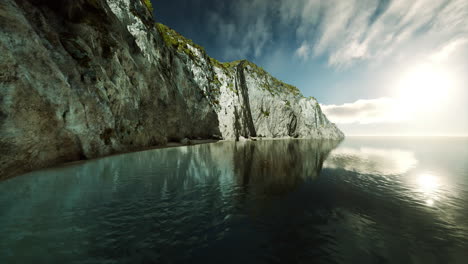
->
417, 173, 439, 194
416, 173, 441, 207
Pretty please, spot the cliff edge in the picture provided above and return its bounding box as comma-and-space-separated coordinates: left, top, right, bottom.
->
0, 0, 343, 179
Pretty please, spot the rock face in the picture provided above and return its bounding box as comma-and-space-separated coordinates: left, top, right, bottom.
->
213, 60, 344, 140
0, 0, 343, 179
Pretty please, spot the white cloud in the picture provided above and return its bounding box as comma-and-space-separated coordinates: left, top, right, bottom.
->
206, 0, 468, 67
295, 41, 311, 60
321, 97, 406, 124
430, 38, 468, 62
281, 0, 468, 67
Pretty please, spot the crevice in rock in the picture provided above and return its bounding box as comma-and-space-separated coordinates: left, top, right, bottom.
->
235, 60, 256, 138
288, 112, 298, 138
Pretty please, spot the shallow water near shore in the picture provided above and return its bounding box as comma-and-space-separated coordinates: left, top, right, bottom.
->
1, 137, 468, 263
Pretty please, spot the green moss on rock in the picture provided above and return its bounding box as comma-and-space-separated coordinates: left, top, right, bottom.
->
156, 23, 303, 97
141, 0, 153, 13
156, 23, 205, 60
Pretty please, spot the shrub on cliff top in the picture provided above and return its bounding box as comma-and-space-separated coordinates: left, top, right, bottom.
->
155, 23, 206, 60
142, 0, 153, 13
155, 23, 301, 97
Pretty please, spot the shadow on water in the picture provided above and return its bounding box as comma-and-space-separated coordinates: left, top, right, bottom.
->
1, 138, 468, 263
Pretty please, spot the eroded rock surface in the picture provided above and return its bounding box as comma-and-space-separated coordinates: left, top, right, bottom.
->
0, 0, 343, 179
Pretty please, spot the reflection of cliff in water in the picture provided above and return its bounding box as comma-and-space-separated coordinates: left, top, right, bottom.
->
233, 139, 341, 195
0, 139, 340, 209
0, 139, 341, 263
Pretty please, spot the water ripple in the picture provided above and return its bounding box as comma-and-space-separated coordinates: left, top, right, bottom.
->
0, 138, 468, 263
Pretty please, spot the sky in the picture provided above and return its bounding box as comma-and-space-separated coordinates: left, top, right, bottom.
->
151, 0, 468, 136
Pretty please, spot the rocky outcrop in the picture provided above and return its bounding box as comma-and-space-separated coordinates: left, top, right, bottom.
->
213, 60, 344, 140
0, 0, 343, 179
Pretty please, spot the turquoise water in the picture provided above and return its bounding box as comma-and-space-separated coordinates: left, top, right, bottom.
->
1, 137, 467, 263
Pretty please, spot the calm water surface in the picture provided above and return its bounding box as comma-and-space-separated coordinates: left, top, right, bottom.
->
1, 137, 468, 263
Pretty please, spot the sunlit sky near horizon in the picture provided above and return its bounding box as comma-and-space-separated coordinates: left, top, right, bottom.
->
152, 0, 468, 136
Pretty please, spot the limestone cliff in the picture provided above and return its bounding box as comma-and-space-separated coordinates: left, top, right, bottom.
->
0, 0, 343, 179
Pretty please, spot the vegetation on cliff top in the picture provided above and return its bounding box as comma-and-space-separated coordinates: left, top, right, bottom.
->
156, 23, 205, 60
156, 23, 302, 97
210, 58, 302, 97
209, 58, 241, 70
141, 0, 153, 13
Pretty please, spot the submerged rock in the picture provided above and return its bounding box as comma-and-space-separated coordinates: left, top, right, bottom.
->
0, 0, 343, 179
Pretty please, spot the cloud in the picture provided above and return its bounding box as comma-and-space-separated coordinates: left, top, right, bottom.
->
430, 38, 468, 62
321, 97, 405, 124
207, 0, 274, 60
278, 0, 468, 67
204, 0, 468, 67
295, 41, 311, 60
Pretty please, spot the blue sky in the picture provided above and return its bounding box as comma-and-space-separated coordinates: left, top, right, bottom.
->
152, 0, 468, 135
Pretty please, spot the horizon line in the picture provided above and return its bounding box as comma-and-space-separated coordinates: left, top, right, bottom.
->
345, 134, 468, 137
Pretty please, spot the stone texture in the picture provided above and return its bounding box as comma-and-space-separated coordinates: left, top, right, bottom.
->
0, 0, 343, 179
214, 61, 344, 140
